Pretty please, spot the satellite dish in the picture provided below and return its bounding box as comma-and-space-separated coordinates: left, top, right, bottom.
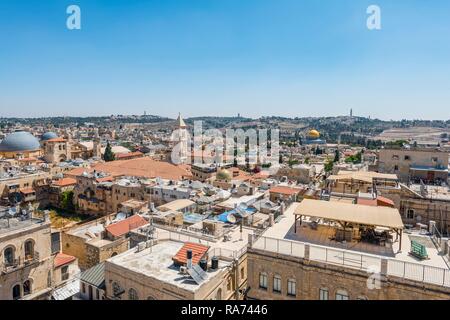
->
226, 213, 236, 224
8, 207, 17, 217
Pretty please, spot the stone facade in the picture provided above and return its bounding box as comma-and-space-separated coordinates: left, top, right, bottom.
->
378, 148, 448, 183
247, 247, 450, 300
0, 219, 53, 300
104, 249, 247, 300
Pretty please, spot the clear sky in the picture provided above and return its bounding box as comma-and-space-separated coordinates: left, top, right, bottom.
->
0, 0, 449, 120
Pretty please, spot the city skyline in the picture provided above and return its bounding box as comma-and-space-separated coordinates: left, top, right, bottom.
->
1, 0, 450, 120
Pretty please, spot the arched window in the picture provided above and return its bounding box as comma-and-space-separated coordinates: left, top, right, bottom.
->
128, 288, 139, 300
23, 280, 32, 296
112, 282, 123, 297
147, 295, 156, 300
287, 279, 296, 297
259, 272, 268, 290
111, 252, 118, 257
273, 275, 282, 293
336, 289, 349, 300
24, 240, 34, 261
12, 284, 21, 300
4, 246, 15, 266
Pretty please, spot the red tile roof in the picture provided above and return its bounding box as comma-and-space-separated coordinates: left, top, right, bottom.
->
46, 137, 67, 143
105, 215, 147, 238
115, 151, 143, 159
269, 186, 301, 195
18, 157, 37, 162
356, 198, 377, 207
20, 187, 35, 194
357, 196, 395, 208
93, 157, 191, 180
53, 177, 77, 187
54, 253, 76, 268
376, 196, 395, 208
172, 242, 209, 266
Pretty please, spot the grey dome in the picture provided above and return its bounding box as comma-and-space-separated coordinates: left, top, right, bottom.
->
41, 131, 58, 141
0, 131, 40, 152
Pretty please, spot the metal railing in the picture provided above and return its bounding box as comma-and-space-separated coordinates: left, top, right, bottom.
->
251, 235, 450, 288
1, 251, 40, 274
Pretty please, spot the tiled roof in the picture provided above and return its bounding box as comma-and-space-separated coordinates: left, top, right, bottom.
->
105, 215, 147, 237
376, 196, 395, 207
19, 187, 35, 194
172, 242, 209, 266
115, 151, 143, 159
46, 137, 67, 143
53, 177, 77, 187
54, 253, 77, 268
269, 186, 301, 195
92, 157, 191, 180
357, 196, 395, 208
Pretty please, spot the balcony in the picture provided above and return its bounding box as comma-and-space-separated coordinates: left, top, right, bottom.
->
1, 252, 40, 274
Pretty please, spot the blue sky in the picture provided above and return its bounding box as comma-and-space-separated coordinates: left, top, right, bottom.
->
0, 0, 449, 120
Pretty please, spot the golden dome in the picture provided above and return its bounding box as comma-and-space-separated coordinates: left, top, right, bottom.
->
308, 129, 320, 139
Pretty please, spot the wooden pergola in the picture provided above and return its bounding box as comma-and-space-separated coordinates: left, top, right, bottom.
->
294, 199, 405, 250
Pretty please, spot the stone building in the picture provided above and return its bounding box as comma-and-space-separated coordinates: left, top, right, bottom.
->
103, 227, 249, 300
246, 201, 450, 300
0, 208, 79, 300
61, 213, 148, 270
378, 147, 449, 183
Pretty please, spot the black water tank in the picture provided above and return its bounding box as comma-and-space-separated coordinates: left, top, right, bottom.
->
211, 256, 219, 270
186, 249, 193, 260
199, 259, 208, 271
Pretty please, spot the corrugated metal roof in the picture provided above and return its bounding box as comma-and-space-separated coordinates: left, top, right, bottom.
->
52, 278, 80, 300
80, 262, 105, 289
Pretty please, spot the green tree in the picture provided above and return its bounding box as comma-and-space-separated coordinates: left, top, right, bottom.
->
333, 149, 340, 163
60, 190, 74, 211
324, 159, 334, 172
103, 141, 115, 162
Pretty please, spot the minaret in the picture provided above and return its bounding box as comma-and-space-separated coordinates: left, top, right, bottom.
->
176, 113, 188, 164
350, 108, 353, 117
93, 129, 102, 158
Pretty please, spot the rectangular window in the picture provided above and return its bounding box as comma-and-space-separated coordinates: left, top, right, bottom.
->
287, 279, 296, 297
273, 276, 281, 293
259, 273, 268, 290
319, 288, 329, 300
61, 266, 69, 281
336, 291, 349, 300
404, 155, 410, 161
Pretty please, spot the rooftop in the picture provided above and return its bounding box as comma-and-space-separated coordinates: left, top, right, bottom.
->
0, 209, 48, 236
252, 202, 450, 286
106, 240, 228, 293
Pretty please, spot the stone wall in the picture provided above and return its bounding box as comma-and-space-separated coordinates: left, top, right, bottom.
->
247, 248, 450, 300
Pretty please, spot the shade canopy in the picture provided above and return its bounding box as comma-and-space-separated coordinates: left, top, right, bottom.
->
294, 199, 404, 229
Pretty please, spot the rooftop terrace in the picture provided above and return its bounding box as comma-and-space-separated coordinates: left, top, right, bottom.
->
252, 202, 450, 288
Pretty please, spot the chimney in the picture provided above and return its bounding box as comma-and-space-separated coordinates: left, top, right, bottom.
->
186, 249, 193, 269
269, 213, 274, 226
